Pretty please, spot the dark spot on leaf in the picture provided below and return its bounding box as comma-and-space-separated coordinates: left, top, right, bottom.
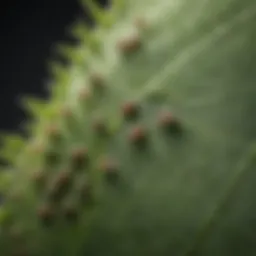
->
93, 118, 109, 136
129, 125, 148, 148
63, 202, 78, 222
37, 204, 55, 226
45, 124, 61, 142
122, 101, 140, 120
158, 111, 182, 135
117, 33, 142, 54
48, 170, 72, 202
71, 147, 89, 171
89, 72, 105, 91
99, 157, 119, 184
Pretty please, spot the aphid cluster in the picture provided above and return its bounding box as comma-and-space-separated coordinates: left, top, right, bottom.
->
0, 14, 184, 256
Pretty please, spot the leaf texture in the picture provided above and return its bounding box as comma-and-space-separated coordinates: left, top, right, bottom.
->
0, 0, 255, 255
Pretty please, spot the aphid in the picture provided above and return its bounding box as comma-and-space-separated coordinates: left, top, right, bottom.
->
78, 87, 91, 101
92, 118, 108, 136
99, 157, 119, 183
117, 32, 142, 54
128, 125, 147, 146
158, 111, 182, 134
71, 147, 89, 170
37, 203, 55, 226
48, 170, 72, 202
55, 170, 72, 188
89, 72, 105, 90
63, 202, 78, 221
45, 124, 61, 140
122, 101, 140, 120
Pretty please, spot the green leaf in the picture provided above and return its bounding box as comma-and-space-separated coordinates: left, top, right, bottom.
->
1, 0, 256, 255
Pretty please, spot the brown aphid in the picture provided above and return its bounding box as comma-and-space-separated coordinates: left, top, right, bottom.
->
45, 125, 62, 146
93, 118, 108, 136
55, 170, 72, 188
99, 157, 119, 183
37, 204, 55, 225
45, 124, 60, 138
117, 33, 142, 54
71, 147, 89, 170
100, 157, 118, 174
129, 125, 147, 146
48, 170, 72, 201
78, 87, 91, 101
63, 202, 78, 221
89, 72, 105, 90
122, 101, 140, 120
158, 111, 182, 134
